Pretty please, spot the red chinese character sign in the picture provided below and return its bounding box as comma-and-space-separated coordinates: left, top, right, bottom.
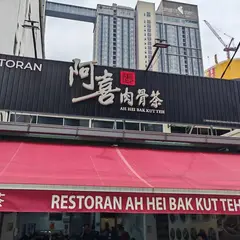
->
1, 190, 240, 214
120, 71, 136, 86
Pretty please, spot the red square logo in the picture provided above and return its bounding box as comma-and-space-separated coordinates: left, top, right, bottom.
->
120, 71, 136, 86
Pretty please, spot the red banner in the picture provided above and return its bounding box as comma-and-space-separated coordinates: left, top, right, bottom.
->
1, 189, 240, 214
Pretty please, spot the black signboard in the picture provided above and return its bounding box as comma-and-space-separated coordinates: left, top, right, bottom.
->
0, 53, 240, 128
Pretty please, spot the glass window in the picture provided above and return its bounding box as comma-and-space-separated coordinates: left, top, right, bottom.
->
192, 58, 199, 76
168, 46, 178, 55
195, 29, 201, 49
190, 29, 197, 48
168, 55, 180, 74
198, 59, 203, 75
192, 50, 197, 57
166, 25, 178, 46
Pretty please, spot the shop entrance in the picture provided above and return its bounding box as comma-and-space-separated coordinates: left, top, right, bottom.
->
0, 212, 146, 240
1, 212, 239, 240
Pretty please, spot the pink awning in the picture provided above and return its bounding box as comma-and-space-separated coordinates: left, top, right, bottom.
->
1, 141, 240, 213
0, 140, 240, 192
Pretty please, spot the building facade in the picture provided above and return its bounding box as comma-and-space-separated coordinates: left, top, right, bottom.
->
0, 0, 46, 58
156, 0, 203, 75
93, 0, 203, 76
135, 1, 157, 71
93, 4, 136, 69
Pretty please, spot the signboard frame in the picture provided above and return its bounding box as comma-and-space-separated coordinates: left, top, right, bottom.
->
0, 54, 240, 128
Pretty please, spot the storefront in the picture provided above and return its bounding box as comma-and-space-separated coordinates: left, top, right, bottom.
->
0, 54, 240, 240
0, 140, 239, 240
0, 53, 240, 129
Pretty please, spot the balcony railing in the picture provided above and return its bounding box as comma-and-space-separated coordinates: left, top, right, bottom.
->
1, 110, 166, 132
0, 110, 238, 150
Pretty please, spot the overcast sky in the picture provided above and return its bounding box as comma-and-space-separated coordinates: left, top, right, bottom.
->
45, 0, 240, 70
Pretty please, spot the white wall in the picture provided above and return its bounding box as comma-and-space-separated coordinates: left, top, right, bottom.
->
135, 1, 157, 72
0, 0, 19, 55
0, 0, 45, 58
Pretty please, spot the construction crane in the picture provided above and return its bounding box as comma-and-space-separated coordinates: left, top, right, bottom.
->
204, 20, 236, 59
